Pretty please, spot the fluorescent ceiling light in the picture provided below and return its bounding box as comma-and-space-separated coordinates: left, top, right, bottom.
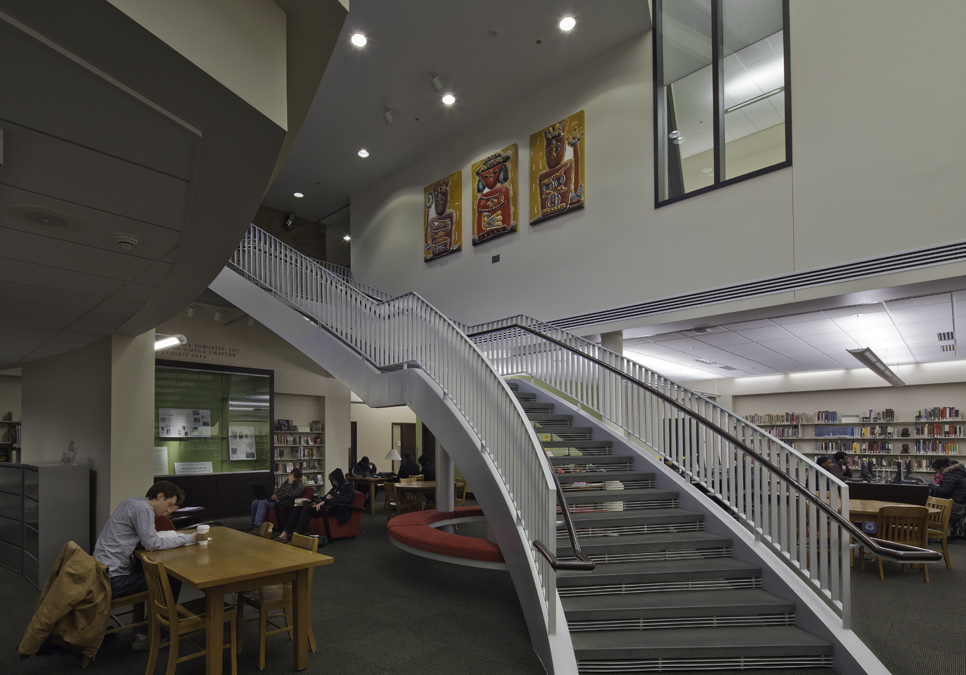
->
847, 347, 905, 386
154, 334, 186, 351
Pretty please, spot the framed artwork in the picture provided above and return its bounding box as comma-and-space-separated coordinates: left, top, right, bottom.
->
424, 171, 462, 261
472, 143, 518, 245
529, 110, 585, 225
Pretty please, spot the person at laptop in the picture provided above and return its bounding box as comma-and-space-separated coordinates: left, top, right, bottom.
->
248, 468, 304, 531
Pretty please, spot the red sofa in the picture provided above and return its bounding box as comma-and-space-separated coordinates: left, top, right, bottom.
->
266, 489, 365, 540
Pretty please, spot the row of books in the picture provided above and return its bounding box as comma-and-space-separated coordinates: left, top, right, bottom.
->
916, 407, 960, 421
764, 427, 800, 439
744, 412, 806, 425
817, 441, 959, 455
275, 420, 323, 432
913, 424, 963, 438
273, 434, 323, 446
815, 410, 839, 422
274, 447, 323, 459
273, 460, 324, 474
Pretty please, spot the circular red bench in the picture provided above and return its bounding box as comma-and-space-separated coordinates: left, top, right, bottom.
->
387, 507, 505, 568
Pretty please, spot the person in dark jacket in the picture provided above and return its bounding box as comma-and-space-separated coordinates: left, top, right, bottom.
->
417, 454, 436, 481
929, 458, 966, 535
276, 468, 355, 542
248, 468, 304, 529
397, 453, 420, 479
350, 456, 376, 477
832, 451, 853, 480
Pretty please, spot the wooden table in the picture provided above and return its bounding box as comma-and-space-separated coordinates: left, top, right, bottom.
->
849, 499, 939, 521
347, 475, 386, 514
139, 526, 333, 675
395, 480, 437, 511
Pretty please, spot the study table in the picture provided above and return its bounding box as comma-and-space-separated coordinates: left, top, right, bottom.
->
138, 526, 333, 675
395, 480, 437, 511
347, 475, 387, 514
847, 499, 940, 521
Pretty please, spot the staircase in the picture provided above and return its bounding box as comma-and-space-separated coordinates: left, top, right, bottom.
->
511, 382, 834, 673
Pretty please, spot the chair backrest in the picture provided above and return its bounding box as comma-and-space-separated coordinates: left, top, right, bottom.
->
258, 521, 274, 538
155, 515, 177, 531
454, 479, 467, 499
926, 496, 953, 532
141, 556, 177, 631
877, 505, 929, 547
289, 533, 320, 585
386, 482, 399, 502
401, 475, 424, 483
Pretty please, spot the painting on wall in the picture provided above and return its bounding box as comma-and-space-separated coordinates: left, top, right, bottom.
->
472, 143, 518, 245
529, 110, 585, 225
423, 171, 462, 261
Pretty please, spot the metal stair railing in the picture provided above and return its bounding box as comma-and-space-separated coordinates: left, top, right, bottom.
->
228, 225, 564, 629
464, 316, 942, 629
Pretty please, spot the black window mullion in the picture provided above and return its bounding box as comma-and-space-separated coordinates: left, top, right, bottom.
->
711, 0, 725, 184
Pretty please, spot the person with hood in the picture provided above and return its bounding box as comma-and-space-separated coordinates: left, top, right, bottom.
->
929, 457, 966, 535
276, 468, 355, 542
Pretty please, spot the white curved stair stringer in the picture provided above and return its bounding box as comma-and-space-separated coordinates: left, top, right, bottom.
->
210, 268, 577, 675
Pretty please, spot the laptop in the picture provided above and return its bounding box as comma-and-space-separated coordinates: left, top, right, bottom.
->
251, 483, 270, 500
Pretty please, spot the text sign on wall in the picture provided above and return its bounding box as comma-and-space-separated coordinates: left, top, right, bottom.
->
174, 462, 213, 475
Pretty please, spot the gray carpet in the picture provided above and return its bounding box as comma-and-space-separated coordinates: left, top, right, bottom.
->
4, 505, 965, 675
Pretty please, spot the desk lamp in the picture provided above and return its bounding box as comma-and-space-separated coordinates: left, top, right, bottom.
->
385, 448, 401, 474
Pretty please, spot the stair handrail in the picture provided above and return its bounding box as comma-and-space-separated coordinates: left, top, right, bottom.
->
534, 469, 597, 571
464, 316, 942, 625
228, 226, 563, 630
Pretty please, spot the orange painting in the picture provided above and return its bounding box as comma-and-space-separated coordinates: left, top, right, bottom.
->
424, 171, 462, 262
471, 144, 518, 245
529, 110, 585, 225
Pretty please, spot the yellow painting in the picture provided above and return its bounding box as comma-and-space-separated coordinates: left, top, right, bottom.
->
529, 110, 585, 225
424, 171, 462, 262
472, 143, 518, 245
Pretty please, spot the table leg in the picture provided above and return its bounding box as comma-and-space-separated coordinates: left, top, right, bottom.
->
368, 484, 376, 515
291, 568, 311, 670
205, 585, 227, 675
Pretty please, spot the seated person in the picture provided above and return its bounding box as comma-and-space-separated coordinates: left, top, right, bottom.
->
418, 453, 436, 481
832, 451, 853, 480
397, 452, 420, 480
93, 480, 199, 651
929, 458, 966, 536
350, 456, 376, 477
276, 468, 355, 543
248, 468, 304, 531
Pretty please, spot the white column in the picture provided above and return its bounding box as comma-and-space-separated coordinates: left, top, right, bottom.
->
435, 438, 454, 513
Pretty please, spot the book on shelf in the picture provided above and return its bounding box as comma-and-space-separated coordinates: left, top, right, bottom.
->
310, 420, 322, 432
276, 419, 291, 431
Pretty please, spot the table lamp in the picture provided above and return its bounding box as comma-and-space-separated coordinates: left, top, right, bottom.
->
385, 448, 401, 473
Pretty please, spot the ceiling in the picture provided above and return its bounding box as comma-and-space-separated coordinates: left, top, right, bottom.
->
262, 0, 652, 222
622, 289, 966, 382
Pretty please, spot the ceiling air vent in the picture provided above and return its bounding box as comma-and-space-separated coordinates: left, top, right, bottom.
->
938, 331, 955, 342
941, 344, 956, 352
719, 365, 739, 371
694, 357, 716, 365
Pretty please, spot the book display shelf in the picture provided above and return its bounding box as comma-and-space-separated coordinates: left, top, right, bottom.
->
745, 405, 962, 474
273, 420, 324, 487
0, 418, 20, 464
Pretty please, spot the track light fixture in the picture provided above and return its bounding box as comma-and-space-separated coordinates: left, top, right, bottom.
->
383, 106, 393, 124
213, 310, 223, 322
431, 72, 443, 92
186, 306, 195, 318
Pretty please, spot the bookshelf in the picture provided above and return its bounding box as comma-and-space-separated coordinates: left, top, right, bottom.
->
273, 421, 324, 487
0, 420, 20, 464
745, 406, 963, 474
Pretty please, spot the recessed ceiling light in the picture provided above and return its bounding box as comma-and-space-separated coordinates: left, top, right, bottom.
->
701, 167, 713, 175
293, 192, 304, 198
442, 94, 456, 105
358, 149, 369, 158
343, 234, 351, 242
351, 33, 367, 47
559, 17, 576, 31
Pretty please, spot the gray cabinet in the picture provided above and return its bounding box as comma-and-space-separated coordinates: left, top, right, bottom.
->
0, 463, 89, 588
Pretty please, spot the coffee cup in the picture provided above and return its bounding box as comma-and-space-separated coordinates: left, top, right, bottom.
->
196, 524, 210, 544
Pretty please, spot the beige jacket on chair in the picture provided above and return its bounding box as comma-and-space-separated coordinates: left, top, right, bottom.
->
19, 541, 112, 659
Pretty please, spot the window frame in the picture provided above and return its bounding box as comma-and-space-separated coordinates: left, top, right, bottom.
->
653, 0, 792, 207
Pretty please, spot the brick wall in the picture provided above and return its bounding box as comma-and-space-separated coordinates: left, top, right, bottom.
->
252, 204, 326, 261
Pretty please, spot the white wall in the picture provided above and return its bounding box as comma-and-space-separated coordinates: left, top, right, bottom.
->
350, 402, 418, 474
350, 0, 966, 330
0, 374, 20, 423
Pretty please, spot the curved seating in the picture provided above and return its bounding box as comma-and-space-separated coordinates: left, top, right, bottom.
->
386, 507, 505, 567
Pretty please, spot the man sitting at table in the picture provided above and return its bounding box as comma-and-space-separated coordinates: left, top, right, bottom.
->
418, 454, 436, 481
397, 452, 420, 480
93, 480, 199, 650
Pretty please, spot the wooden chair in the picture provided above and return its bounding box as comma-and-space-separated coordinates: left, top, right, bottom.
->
401, 474, 424, 483
80, 591, 150, 667
142, 556, 237, 675
454, 479, 467, 507
385, 482, 419, 520
926, 496, 953, 570
875, 505, 931, 582
235, 533, 318, 670
258, 521, 274, 539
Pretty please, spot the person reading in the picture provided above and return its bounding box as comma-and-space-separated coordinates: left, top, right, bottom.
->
276, 468, 354, 543
248, 468, 304, 531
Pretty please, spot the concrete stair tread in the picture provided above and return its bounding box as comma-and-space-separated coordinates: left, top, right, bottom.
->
571, 626, 832, 658
560, 531, 731, 553
557, 557, 760, 582
566, 508, 703, 524
549, 455, 631, 464
558, 471, 654, 483
527, 413, 573, 422
542, 440, 613, 448
535, 425, 592, 433
563, 588, 795, 618
563, 488, 677, 502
